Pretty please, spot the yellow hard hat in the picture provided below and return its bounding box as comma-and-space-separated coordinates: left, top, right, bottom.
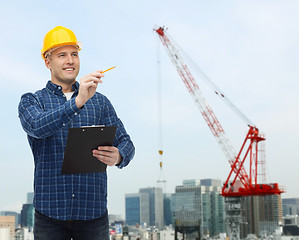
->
41, 26, 81, 60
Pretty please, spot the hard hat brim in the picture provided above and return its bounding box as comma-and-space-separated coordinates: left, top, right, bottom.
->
42, 42, 82, 60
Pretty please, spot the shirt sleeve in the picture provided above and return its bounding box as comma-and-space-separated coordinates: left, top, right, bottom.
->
18, 93, 81, 139
102, 97, 135, 168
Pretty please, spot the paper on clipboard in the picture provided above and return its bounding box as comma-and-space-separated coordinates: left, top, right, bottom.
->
61, 125, 117, 174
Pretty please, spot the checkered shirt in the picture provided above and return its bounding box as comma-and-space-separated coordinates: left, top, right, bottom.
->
18, 81, 135, 220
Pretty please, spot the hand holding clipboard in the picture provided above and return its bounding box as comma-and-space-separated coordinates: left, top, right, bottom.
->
62, 125, 117, 174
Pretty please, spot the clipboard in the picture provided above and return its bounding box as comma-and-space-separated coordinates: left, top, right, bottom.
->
62, 125, 117, 174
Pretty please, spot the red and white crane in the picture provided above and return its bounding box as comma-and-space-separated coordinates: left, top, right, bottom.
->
154, 26, 283, 197
154, 26, 284, 239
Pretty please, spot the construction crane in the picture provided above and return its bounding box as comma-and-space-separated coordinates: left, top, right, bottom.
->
154, 26, 284, 240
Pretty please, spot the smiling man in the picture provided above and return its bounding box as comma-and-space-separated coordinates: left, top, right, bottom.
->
45, 45, 80, 88
18, 26, 135, 240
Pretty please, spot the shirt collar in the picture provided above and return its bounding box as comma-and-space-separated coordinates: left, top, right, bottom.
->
46, 81, 79, 95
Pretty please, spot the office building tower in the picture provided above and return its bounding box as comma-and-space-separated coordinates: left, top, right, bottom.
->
282, 198, 299, 216
172, 179, 226, 239
125, 187, 164, 229
241, 194, 282, 238
139, 187, 164, 229
164, 193, 172, 226
125, 192, 150, 227
21, 203, 34, 228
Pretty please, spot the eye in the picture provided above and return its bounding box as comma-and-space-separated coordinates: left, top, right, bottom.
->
72, 52, 79, 57
58, 53, 66, 57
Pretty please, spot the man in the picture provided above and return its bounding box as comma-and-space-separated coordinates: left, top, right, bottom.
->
18, 26, 135, 239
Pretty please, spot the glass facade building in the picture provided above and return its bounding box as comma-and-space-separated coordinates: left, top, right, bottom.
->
125, 192, 150, 227
125, 194, 141, 226
20, 203, 34, 228
164, 193, 172, 226
171, 179, 226, 239
139, 187, 164, 229
125, 187, 164, 229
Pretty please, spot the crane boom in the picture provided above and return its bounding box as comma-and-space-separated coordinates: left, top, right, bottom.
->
155, 27, 250, 188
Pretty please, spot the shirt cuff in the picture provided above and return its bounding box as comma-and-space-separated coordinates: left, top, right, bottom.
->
116, 149, 126, 169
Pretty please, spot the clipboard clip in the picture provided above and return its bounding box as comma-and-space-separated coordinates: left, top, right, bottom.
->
80, 125, 105, 128
80, 125, 106, 132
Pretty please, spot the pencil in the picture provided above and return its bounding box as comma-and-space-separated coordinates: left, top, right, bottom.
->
101, 66, 116, 73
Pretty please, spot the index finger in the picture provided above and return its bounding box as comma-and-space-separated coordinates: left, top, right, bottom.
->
92, 70, 104, 78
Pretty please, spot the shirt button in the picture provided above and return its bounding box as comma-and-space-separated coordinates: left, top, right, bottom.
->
74, 113, 78, 116
63, 123, 66, 126
72, 194, 75, 198
58, 87, 61, 90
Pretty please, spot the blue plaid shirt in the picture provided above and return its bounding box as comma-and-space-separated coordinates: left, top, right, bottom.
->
18, 81, 135, 220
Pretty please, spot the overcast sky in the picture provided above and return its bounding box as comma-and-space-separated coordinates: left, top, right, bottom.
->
1, 0, 298, 218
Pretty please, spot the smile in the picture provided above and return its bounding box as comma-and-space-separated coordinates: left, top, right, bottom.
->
63, 67, 75, 71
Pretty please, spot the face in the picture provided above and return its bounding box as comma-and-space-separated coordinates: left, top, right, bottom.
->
45, 45, 80, 86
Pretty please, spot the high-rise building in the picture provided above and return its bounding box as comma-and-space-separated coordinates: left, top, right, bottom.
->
139, 187, 164, 229
240, 195, 283, 238
125, 193, 139, 226
164, 193, 172, 226
282, 198, 299, 216
21, 203, 34, 228
200, 179, 226, 236
125, 187, 164, 229
171, 179, 226, 239
125, 193, 150, 227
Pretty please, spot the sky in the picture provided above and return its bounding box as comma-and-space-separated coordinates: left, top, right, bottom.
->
1, 0, 299, 218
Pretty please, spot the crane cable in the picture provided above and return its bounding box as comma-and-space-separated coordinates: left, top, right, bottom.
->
156, 34, 166, 184
167, 34, 254, 127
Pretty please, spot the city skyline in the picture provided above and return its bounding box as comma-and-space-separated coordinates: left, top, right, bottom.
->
1, 0, 299, 218
1, 191, 299, 239
3, 182, 299, 221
